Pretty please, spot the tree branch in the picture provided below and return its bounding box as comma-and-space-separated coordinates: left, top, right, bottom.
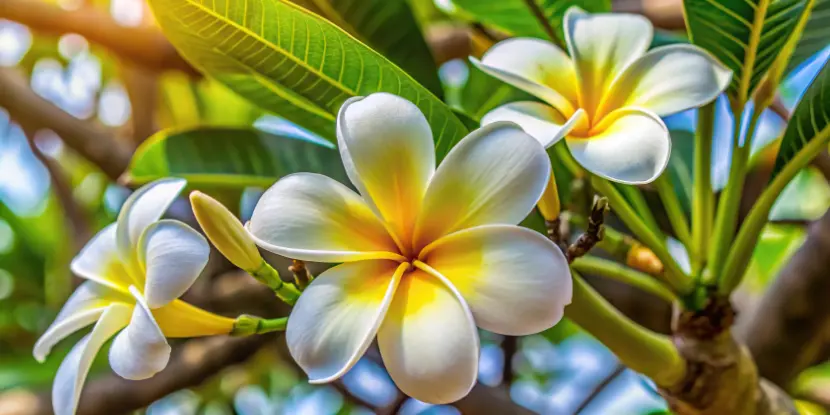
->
0, 0, 198, 76
0, 67, 133, 180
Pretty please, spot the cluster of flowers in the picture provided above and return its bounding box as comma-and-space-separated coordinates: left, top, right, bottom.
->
36, 8, 728, 414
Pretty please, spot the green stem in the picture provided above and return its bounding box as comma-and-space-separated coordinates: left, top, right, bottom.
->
591, 177, 692, 294
553, 140, 584, 178
619, 185, 661, 233
719, 126, 830, 294
706, 109, 761, 285
565, 272, 686, 387
654, 174, 692, 248
571, 256, 676, 302
231, 315, 288, 336
250, 260, 301, 305
692, 102, 716, 275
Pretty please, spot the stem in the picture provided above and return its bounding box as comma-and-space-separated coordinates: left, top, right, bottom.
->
655, 174, 692, 248
571, 256, 676, 302
554, 140, 584, 178
250, 261, 301, 305
719, 126, 830, 294
692, 102, 716, 275
231, 315, 288, 336
619, 185, 661, 233
591, 177, 692, 294
565, 272, 686, 387
707, 109, 761, 284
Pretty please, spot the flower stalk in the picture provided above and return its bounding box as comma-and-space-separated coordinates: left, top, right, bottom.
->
691, 102, 716, 275
231, 315, 288, 336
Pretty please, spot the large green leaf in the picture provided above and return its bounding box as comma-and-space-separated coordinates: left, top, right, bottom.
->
683, 0, 810, 106
452, 0, 610, 47
785, 0, 830, 75
290, 0, 442, 97
147, 0, 468, 160
771, 59, 830, 179
123, 127, 348, 188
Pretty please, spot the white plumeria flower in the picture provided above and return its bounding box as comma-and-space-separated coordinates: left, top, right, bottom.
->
34, 179, 235, 415
247, 93, 572, 404
472, 7, 732, 184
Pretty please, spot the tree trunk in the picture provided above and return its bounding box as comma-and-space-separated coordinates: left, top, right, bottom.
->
660, 297, 798, 415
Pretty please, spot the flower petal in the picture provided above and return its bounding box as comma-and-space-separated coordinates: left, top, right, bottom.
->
598, 44, 732, 118
481, 102, 588, 148
564, 8, 652, 115
413, 122, 550, 249
34, 282, 131, 362
337, 94, 435, 247
138, 220, 209, 308
421, 225, 572, 336
116, 178, 186, 266
51, 303, 131, 415
566, 107, 671, 184
472, 38, 578, 115
287, 260, 405, 383
248, 173, 401, 262
108, 286, 172, 380
70, 223, 134, 291
153, 299, 235, 338
378, 268, 478, 404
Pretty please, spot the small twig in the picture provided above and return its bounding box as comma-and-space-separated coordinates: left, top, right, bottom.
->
289, 259, 313, 291
571, 363, 626, 414
567, 197, 609, 262
545, 217, 568, 251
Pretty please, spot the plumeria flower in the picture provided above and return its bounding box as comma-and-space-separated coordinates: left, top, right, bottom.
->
34, 179, 235, 415
247, 93, 572, 403
472, 7, 731, 184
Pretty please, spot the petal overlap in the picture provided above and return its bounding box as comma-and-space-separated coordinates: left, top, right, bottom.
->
70, 224, 134, 290
109, 287, 172, 380
287, 260, 405, 383
139, 220, 209, 308
482, 103, 588, 148
116, 178, 186, 268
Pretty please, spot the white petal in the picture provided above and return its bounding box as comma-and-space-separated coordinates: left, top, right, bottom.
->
108, 286, 171, 380
473, 38, 578, 115
138, 220, 209, 308
564, 8, 652, 115
337, 94, 435, 247
378, 267, 479, 404
34, 282, 131, 362
70, 223, 135, 291
421, 225, 572, 336
566, 107, 671, 184
413, 122, 550, 249
481, 102, 588, 148
116, 178, 186, 265
287, 260, 404, 383
599, 44, 732, 117
52, 303, 131, 415
248, 173, 400, 263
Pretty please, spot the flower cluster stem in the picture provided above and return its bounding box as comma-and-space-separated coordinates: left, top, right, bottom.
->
570, 256, 676, 302
250, 260, 301, 305
565, 272, 686, 387
231, 315, 288, 336
655, 174, 691, 248
691, 102, 716, 275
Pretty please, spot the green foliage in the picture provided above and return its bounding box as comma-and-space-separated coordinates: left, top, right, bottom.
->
785, 0, 830, 75
772, 59, 830, 179
147, 0, 469, 160
289, 0, 443, 97
667, 130, 696, 214
451, 0, 610, 47
683, 0, 810, 106
125, 127, 348, 189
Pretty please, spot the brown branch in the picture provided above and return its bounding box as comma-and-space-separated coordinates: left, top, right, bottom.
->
0, 0, 198, 76
0, 67, 133, 180
502, 335, 518, 387
737, 209, 830, 388
613, 0, 686, 30
572, 364, 626, 414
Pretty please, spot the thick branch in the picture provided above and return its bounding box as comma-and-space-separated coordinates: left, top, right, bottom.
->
0, 67, 132, 180
0, 0, 197, 75
737, 209, 830, 388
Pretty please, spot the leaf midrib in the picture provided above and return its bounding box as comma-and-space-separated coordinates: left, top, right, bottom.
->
739, 0, 773, 106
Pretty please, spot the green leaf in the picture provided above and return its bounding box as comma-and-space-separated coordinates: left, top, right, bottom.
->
289, 0, 443, 97
771, 59, 830, 179
451, 0, 610, 47
785, 0, 830, 75
124, 127, 348, 188
683, 0, 810, 106
769, 167, 830, 220
147, 0, 468, 160
667, 130, 696, 214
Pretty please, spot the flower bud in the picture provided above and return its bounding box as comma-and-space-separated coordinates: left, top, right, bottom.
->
190, 191, 263, 272
626, 243, 664, 275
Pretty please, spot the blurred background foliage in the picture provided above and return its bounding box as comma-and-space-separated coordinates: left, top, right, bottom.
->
0, 0, 828, 414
